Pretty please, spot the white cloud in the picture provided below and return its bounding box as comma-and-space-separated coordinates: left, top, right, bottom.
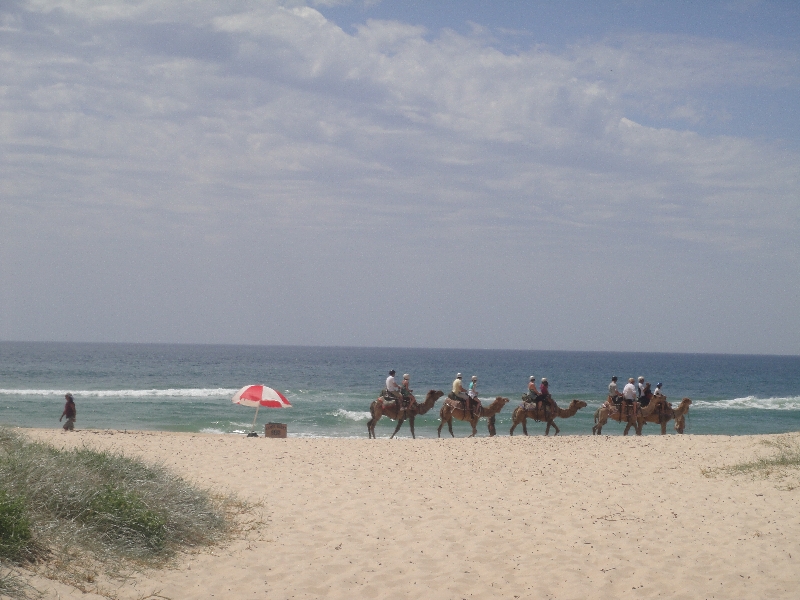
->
1, 0, 798, 350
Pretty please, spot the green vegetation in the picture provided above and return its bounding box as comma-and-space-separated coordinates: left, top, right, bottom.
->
0, 490, 32, 560
703, 435, 800, 484
0, 427, 236, 598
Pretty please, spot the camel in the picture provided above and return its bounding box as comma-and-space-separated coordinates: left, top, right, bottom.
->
592, 393, 684, 435
437, 396, 509, 438
509, 399, 588, 436
367, 389, 444, 439
636, 397, 692, 434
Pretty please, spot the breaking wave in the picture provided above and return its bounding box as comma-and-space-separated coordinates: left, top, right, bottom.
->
331, 408, 371, 421
693, 396, 800, 411
0, 388, 238, 398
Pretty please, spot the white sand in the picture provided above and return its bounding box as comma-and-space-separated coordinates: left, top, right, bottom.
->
15, 429, 800, 599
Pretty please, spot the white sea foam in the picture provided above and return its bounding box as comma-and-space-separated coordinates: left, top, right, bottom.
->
0, 388, 238, 398
693, 396, 800, 410
331, 408, 372, 421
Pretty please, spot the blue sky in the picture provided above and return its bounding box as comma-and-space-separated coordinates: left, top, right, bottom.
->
0, 0, 798, 354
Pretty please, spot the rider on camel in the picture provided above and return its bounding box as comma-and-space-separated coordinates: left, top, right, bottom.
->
622, 377, 638, 420
385, 370, 403, 410
401, 373, 418, 413
452, 373, 474, 416
538, 377, 556, 420
468, 375, 480, 417
608, 376, 620, 406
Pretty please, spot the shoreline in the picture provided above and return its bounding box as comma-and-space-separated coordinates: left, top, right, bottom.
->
12, 428, 800, 599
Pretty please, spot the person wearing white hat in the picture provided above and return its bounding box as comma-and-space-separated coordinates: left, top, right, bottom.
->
452, 373, 471, 413
401, 373, 417, 413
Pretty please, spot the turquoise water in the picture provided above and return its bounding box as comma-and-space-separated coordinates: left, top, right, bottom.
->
1, 342, 799, 437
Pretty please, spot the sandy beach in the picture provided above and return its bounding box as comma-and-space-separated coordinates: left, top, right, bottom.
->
13, 428, 800, 599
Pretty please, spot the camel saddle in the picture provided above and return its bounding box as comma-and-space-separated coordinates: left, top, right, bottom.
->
446, 393, 480, 414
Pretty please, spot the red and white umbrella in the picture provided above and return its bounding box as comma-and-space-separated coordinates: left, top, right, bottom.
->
232, 385, 292, 431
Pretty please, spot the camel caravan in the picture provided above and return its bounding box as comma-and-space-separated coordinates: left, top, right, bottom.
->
368, 371, 691, 438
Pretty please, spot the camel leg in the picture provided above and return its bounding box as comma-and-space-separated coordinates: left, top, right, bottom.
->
409, 416, 416, 439
623, 421, 632, 435
661, 421, 667, 435
509, 420, 517, 436
521, 417, 528, 436
548, 420, 560, 436
368, 415, 380, 439
447, 418, 454, 437
468, 418, 477, 438
437, 407, 447, 438
390, 416, 405, 439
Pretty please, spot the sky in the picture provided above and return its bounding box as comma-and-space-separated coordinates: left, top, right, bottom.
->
0, 0, 798, 355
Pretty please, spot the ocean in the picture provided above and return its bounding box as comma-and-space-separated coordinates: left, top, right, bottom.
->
1, 342, 799, 438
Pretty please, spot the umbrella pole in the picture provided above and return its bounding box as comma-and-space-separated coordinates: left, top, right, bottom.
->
251, 404, 260, 432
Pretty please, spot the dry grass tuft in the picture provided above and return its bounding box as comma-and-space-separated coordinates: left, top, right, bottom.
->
0, 427, 241, 599
702, 435, 800, 488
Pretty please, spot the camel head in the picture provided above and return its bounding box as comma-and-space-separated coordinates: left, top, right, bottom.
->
675, 397, 692, 415
425, 389, 445, 402
488, 396, 510, 411
570, 400, 588, 410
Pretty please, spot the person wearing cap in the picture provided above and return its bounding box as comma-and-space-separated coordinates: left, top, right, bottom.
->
608, 376, 620, 402
385, 370, 403, 407
467, 375, 480, 418
59, 392, 76, 431
622, 377, 638, 420
527, 376, 539, 401
452, 373, 472, 413
654, 382, 664, 397
401, 373, 418, 413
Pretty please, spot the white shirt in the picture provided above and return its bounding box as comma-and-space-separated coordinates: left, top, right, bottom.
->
623, 383, 637, 400
608, 381, 619, 396
654, 386, 663, 396
386, 375, 400, 392
638, 381, 645, 396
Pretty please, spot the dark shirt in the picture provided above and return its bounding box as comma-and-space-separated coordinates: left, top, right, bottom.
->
63, 401, 76, 419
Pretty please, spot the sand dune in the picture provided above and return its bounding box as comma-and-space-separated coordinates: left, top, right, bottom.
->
17, 429, 800, 599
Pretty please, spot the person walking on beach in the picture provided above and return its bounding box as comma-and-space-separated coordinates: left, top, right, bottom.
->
59, 393, 76, 431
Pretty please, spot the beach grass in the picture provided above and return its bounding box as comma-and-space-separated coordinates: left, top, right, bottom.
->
703, 434, 800, 484
0, 427, 236, 598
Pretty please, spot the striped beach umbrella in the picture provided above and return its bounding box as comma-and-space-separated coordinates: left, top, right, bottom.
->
232, 385, 291, 432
